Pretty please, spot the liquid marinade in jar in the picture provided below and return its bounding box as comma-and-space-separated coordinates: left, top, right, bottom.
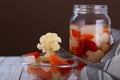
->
69, 5, 111, 69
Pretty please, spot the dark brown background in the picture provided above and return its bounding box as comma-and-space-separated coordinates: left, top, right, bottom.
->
0, 0, 120, 56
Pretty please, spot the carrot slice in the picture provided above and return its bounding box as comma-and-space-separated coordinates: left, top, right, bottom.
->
103, 28, 110, 34
50, 55, 72, 75
83, 34, 94, 40
71, 29, 81, 38
50, 55, 69, 66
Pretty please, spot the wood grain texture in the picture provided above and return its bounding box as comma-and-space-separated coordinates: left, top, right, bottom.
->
20, 70, 32, 80
0, 57, 23, 80
0, 57, 5, 64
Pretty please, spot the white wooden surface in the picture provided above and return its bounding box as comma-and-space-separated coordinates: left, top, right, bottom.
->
0, 56, 30, 80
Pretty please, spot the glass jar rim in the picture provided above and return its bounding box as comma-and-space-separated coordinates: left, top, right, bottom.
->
73, 5, 108, 14
74, 5, 108, 11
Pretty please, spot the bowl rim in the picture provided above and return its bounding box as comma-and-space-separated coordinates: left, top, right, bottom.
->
21, 55, 79, 68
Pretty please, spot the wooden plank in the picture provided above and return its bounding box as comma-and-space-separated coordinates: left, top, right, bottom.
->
0, 57, 21, 66
0, 56, 23, 80
8, 65, 23, 80
0, 57, 5, 64
20, 69, 32, 80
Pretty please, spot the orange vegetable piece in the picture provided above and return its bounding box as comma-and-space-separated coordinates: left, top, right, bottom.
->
83, 34, 94, 40
50, 55, 69, 66
103, 28, 110, 34
28, 66, 51, 80
50, 55, 72, 75
71, 29, 81, 38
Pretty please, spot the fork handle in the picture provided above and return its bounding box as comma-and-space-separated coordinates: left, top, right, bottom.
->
73, 57, 120, 80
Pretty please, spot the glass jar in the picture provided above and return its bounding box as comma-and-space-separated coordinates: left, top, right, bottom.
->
69, 5, 111, 66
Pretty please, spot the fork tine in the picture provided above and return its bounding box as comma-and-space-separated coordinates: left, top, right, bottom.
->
56, 51, 68, 59
55, 48, 72, 59
55, 51, 62, 57
60, 47, 70, 56
60, 47, 72, 56
59, 48, 69, 57
55, 50, 66, 59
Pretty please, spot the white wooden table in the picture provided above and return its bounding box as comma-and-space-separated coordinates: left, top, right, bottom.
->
0, 56, 31, 80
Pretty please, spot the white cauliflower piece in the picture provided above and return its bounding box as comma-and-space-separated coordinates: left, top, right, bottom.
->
80, 25, 96, 34
100, 43, 110, 53
100, 33, 110, 43
86, 49, 105, 63
92, 34, 101, 47
37, 32, 62, 56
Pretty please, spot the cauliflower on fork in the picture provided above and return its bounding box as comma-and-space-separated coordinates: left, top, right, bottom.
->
37, 32, 62, 58
22, 32, 77, 80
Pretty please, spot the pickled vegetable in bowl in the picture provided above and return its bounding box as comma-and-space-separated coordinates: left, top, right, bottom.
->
22, 32, 78, 80
22, 52, 78, 80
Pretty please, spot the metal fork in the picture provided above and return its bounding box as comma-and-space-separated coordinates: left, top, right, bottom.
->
55, 47, 120, 80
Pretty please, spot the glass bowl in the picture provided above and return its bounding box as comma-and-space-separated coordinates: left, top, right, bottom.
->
22, 55, 78, 80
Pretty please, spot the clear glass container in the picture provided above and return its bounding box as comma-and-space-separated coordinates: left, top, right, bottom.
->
69, 5, 111, 69
22, 55, 79, 80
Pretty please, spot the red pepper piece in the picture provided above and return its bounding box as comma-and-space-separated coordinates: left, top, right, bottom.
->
71, 29, 81, 38
84, 39, 98, 51
27, 51, 40, 59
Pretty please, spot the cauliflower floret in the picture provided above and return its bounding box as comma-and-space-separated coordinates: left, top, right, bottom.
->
100, 43, 110, 54
86, 49, 105, 63
100, 33, 110, 43
37, 32, 62, 58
